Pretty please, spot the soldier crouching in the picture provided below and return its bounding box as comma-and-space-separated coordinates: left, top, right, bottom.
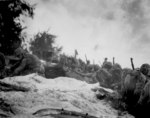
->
11, 48, 45, 76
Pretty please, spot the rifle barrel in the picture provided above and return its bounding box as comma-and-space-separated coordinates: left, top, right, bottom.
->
130, 58, 135, 70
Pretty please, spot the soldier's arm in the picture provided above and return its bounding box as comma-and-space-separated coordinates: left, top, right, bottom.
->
74, 69, 94, 77
14, 58, 27, 75
5, 55, 21, 61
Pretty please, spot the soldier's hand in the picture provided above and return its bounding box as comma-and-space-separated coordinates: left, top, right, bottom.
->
5, 66, 11, 70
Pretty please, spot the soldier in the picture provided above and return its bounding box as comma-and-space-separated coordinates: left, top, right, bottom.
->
103, 58, 108, 65
11, 48, 45, 76
102, 59, 113, 71
140, 63, 150, 77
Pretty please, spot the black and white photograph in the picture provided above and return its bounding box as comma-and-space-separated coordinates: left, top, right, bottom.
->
0, 0, 150, 117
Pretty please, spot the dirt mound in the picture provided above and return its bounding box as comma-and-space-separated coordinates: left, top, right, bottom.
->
0, 74, 134, 118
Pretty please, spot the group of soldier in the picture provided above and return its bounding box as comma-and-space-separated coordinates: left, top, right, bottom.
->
94, 58, 150, 117
1, 48, 150, 116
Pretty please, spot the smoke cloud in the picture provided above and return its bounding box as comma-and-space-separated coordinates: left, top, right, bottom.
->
25, 0, 150, 67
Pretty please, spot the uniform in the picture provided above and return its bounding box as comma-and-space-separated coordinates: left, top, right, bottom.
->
13, 48, 44, 76
13, 53, 44, 75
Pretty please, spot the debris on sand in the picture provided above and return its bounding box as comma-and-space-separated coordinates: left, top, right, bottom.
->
0, 74, 134, 118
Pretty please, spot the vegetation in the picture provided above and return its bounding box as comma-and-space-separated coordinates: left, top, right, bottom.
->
1, 0, 150, 117
30, 31, 62, 62
0, 0, 34, 55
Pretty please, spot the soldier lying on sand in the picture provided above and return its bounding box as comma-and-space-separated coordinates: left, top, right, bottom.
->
7, 48, 45, 76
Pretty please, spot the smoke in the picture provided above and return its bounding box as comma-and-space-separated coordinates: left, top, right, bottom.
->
121, 0, 150, 51
25, 0, 150, 67
93, 44, 101, 51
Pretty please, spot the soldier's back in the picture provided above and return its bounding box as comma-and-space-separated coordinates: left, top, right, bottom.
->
24, 54, 40, 67
20, 53, 44, 75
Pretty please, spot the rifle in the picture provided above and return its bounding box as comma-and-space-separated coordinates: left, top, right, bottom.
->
85, 54, 88, 64
74, 49, 78, 59
113, 57, 115, 65
130, 58, 135, 70
33, 108, 98, 118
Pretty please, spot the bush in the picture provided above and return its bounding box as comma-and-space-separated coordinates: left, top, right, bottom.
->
30, 31, 62, 62
44, 64, 66, 79
0, 0, 34, 55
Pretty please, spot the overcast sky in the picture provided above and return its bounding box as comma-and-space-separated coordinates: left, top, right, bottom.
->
24, 0, 150, 68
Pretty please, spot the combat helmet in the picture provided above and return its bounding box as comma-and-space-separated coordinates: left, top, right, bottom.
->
14, 47, 26, 58
140, 63, 150, 76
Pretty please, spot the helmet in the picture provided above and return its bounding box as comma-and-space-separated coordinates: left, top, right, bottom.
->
140, 63, 150, 76
14, 48, 25, 58
102, 61, 113, 70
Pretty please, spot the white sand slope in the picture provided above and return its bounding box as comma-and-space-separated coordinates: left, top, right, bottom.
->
0, 74, 134, 118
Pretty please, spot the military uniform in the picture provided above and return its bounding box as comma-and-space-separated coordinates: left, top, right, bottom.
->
11, 48, 44, 76
140, 64, 150, 76
13, 53, 44, 76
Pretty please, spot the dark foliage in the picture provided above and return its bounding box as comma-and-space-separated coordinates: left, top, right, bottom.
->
44, 64, 66, 78
0, 52, 5, 69
0, 0, 34, 55
30, 31, 62, 61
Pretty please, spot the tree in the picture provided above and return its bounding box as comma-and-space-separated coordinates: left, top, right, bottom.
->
0, 0, 34, 55
30, 31, 62, 61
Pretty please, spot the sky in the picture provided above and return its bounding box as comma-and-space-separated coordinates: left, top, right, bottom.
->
24, 0, 150, 68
